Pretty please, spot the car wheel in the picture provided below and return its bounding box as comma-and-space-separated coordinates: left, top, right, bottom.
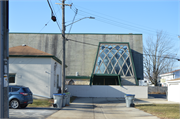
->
10, 99, 20, 109
20, 104, 28, 108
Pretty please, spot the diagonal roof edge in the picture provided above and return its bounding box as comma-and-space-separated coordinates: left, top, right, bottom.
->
9, 45, 67, 67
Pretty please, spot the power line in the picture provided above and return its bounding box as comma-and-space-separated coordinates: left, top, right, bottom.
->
72, 4, 178, 38
66, 38, 179, 60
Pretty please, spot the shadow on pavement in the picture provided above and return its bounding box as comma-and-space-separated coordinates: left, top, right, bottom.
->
16, 107, 60, 110
148, 94, 167, 99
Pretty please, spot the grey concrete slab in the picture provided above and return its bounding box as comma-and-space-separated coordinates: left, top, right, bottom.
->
9, 107, 59, 119
47, 97, 160, 119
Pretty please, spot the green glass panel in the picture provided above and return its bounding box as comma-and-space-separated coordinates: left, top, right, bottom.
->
108, 45, 112, 50
104, 70, 108, 74
100, 63, 105, 73
115, 63, 120, 74
119, 49, 124, 54
111, 57, 117, 66
107, 63, 113, 74
126, 49, 129, 55
104, 48, 109, 54
126, 70, 131, 76
122, 52, 128, 60
122, 64, 128, 75
115, 52, 120, 59
123, 46, 127, 50
126, 57, 130, 67
112, 70, 116, 74
111, 48, 117, 54
97, 57, 102, 66
101, 45, 105, 50
95, 66, 98, 73
97, 70, 100, 74
115, 45, 120, 50
99, 49, 102, 54
120, 70, 123, 76
107, 52, 113, 59
104, 56, 109, 66
118, 57, 124, 67
129, 67, 133, 76
100, 52, 105, 59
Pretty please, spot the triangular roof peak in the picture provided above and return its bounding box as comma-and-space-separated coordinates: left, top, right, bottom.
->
9, 45, 52, 56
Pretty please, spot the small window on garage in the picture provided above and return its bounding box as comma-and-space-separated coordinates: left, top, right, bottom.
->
9, 74, 16, 83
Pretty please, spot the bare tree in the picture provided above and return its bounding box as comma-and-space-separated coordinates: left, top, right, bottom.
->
143, 31, 177, 86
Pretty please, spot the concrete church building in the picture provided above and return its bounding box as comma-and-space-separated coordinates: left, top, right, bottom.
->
9, 33, 143, 86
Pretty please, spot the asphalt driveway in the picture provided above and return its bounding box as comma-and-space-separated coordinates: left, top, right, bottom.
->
9, 107, 59, 119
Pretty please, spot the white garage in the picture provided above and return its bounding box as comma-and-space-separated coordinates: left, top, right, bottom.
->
167, 78, 180, 103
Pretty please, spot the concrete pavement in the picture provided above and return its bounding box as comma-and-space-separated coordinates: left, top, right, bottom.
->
46, 97, 166, 119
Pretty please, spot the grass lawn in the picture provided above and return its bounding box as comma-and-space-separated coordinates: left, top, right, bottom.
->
135, 104, 180, 119
27, 99, 54, 107
27, 96, 77, 107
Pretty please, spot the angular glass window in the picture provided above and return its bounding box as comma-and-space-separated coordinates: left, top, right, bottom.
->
108, 52, 113, 59
94, 43, 134, 77
100, 63, 106, 73
100, 52, 105, 59
104, 48, 109, 54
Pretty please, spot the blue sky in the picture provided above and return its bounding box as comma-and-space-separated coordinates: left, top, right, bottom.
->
9, 0, 180, 68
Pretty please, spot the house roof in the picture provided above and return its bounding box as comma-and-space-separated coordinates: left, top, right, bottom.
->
160, 69, 180, 76
9, 45, 66, 66
9, 45, 52, 56
168, 78, 180, 82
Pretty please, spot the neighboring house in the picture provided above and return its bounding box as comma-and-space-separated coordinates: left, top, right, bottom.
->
167, 78, 180, 103
160, 69, 180, 87
139, 77, 161, 86
9, 45, 62, 98
139, 78, 151, 86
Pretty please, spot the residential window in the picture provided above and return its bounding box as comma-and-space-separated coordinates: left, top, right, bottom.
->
9, 74, 15, 83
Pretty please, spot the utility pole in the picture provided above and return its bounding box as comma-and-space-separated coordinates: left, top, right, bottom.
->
56, 1, 93, 93
0, 1, 4, 117
62, 0, 66, 93
0, 0, 9, 118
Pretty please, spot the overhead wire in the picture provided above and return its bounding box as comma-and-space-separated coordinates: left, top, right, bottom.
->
66, 38, 179, 60
73, 4, 178, 38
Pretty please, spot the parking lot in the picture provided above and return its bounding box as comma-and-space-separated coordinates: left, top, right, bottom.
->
9, 107, 59, 119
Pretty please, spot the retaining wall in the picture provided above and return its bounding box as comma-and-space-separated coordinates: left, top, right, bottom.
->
67, 85, 148, 98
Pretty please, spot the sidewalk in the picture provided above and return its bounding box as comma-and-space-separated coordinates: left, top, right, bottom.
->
47, 97, 163, 119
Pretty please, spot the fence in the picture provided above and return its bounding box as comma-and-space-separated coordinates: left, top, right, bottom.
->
148, 86, 167, 94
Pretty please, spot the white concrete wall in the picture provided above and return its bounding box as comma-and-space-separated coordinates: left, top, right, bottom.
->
67, 85, 148, 98
168, 82, 180, 103
9, 57, 62, 98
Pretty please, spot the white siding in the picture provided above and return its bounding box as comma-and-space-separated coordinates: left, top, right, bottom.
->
50, 59, 62, 97
9, 57, 56, 98
168, 82, 180, 103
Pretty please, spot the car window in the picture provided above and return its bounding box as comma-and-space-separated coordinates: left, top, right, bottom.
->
22, 88, 31, 93
12, 88, 20, 92
9, 87, 12, 92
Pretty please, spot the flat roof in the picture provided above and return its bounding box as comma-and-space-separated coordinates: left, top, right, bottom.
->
9, 32, 142, 35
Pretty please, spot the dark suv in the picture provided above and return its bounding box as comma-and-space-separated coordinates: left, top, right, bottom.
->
9, 85, 33, 109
